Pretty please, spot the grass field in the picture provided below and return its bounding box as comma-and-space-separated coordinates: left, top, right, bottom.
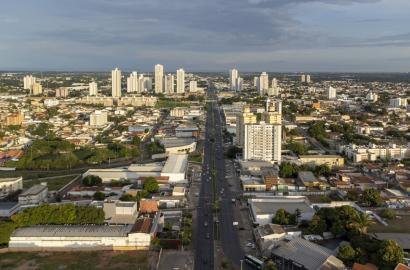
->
0, 251, 151, 270
23, 175, 78, 191
368, 214, 410, 233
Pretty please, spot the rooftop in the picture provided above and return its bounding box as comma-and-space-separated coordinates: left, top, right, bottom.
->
0, 202, 19, 210
162, 154, 188, 174
271, 238, 345, 270
298, 171, 317, 183
0, 176, 22, 183
12, 225, 133, 238
250, 197, 314, 216
19, 184, 47, 196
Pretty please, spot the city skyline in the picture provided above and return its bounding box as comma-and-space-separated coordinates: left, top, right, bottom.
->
1, 0, 410, 72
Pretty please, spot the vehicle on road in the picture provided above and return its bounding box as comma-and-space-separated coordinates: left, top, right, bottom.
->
204, 221, 208, 227
231, 198, 236, 203
233, 221, 239, 226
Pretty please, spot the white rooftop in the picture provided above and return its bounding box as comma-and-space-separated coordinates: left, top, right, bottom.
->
162, 154, 188, 174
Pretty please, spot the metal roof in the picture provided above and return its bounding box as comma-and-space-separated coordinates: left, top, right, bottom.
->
12, 225, 133, 237
19, 184, 47, 196
162, 154, 188, 174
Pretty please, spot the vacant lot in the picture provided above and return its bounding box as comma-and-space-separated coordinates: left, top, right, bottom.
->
0, 250, 152, 270
368, 214, 410, 233
23, 175, 78, 191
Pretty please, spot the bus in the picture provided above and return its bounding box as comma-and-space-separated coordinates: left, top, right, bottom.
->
244, 254, 264, 270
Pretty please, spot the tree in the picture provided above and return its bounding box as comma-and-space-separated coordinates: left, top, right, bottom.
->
120, 194, 138, 202
361, 189, 383, 207
279, 162, 299, 178
338, 244, 357, 266
93, 191, 105, 201
286, 142, 308, 155
377, 240, 404, 270
308, 215, 327, 235
348, 212, 374, 234
82, 175, 102, 187
273, 209, 289, 225
314, 164, 331, 177
143, 177, 159, 193
380, 208, 396, 220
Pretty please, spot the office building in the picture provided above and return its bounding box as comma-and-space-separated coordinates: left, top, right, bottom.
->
111, 68, 121, 98
327, 86, 337, 100
165, 74, 174, 94
243, 121, 282, 163
89, 82, 98, 96
31, 82, 43, 95
230, 69, 239, 91
127, 71, 139, 93
176, 68, 185, 94
89, 110, 108, 127
189, 81, 197, 93
154, 64, 164, 93
236, 106, 257, 147
258, 72, 269, 95
23, 75, 36, 90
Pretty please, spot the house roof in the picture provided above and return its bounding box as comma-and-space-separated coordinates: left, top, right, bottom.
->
352, 263, 378, 270
298, 171, 317, 183
162, 154, 188, 174
139, 199, 158, 213
395, 263, 410, 270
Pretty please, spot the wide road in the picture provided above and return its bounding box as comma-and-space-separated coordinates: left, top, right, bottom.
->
194, 95, 215, 269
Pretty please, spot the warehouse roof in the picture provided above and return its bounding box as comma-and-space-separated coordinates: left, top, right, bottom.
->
12, 225, 133, 237
19, 184, 47, 196
271, 238, 345, 270
162, 154, 188, 174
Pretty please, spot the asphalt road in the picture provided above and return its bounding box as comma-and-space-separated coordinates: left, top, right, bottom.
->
194, 87, 249, 270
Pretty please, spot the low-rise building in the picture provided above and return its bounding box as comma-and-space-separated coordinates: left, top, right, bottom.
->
103, 200, 138, 225
0, 202, 21, 218
0, 177, 23, 199
18, 184, 48, 206
298, 155, 345, 168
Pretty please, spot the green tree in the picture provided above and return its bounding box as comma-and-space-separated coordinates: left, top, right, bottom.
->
279, 162, 299, 178
82, 175, 102, 187
264, 261, 278, 270
308, 215, 327, 235
286, 142, 308, 155
272, 209, 289, 225
380, 208, 396, 220
143, 177, 159, 193
93, 191, 106, 201
120, 194, 138, 202
338, 244, 357, 266
348, 212, 374, 234
361, 189, 383, 207
377, 240, 404, 270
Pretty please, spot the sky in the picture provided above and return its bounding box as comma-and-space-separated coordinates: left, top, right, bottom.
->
1, 0, 410, 72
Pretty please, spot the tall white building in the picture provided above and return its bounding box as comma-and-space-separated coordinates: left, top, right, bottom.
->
31, 83, 43, 95
111, 68, 122, 98
127, 71, 139, 93
268, 78, 280, 96
89, 82, 98, 96
235, 77, 243, 92
327, 86, 337, 100
243, 122, 282, 164
189, 81, 197, 93
254, 77, 259, 88
258, 72, 269, 95
301, 74, 306, 83
366, 91, 378, 103
230, 69, 239, 91
176, 68, 185, 94
154, 64, 164, 93
165, 74, 175, 94
306, 75, 311, 83
23, 75, 36, 90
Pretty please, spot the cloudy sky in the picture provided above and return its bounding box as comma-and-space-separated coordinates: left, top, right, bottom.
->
1, 0, 410, 72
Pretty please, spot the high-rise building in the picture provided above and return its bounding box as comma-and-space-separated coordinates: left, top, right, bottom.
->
230, 69, 239, 91
235, 77, 243, 92
306, 75, 311, 83
301, 74, 306, 83
23, 75, 36, 90
366, 91, 378, 103
258, 72, 269, 95
89, 82, 98, 96
55, 87, 69, 98
176, 68, 185, 94
189, 81, 197, 93
31, 82, 43, 95
267, 78, 280, 96
264, 98, 282, 124
144, 77, 152, 92
236, 106, 257, 147
127, 71, 139, 93
165, 74, 174, 94
254, 77, 259, 88
243, 122, 282, 163
154, 64, 164, 93
327, 86, 337, 100
111, 68, 122, 98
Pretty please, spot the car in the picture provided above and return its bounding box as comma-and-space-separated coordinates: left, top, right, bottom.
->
204, 221, 208, 227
